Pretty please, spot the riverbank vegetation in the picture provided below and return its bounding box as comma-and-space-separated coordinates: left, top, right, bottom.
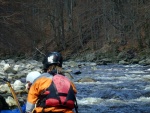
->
0, 0, 150, 63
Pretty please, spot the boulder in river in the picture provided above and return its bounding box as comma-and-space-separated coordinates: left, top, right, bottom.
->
77, 77, 96, 82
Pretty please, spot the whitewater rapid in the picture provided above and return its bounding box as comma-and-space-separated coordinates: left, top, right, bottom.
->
72, 64, 150, 113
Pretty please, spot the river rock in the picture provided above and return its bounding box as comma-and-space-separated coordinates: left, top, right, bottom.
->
0, 60, 6, 65
139, 58, 150, 66
77, 77, 96, 82
118, 60, 129, 65
91, 66, 97, 70
90, 62, 97, 66
63, 72, 74, 79
6, 96, 17, 106
0, 84, 11, 93
13, 65, 20, 71
13, 80, 25, 91
3, 64, 17, 74
67, 61, 78, 67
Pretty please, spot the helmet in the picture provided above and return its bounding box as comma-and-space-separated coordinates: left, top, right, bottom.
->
42, 52, 63, 70
26, 71, 41, 83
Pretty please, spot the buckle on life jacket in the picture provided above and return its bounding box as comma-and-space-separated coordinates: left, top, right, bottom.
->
43, 91, 50, 95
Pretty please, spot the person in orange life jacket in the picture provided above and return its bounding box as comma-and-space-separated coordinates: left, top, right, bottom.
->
26, 52, 77, 113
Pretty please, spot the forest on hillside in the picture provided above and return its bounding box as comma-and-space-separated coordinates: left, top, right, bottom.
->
0, 0, 150, 61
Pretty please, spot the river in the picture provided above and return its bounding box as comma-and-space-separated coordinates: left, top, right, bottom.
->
70, 63, 150, 113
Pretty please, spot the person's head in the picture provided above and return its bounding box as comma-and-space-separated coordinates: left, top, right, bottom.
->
42, 52, 63, 73
26, 71, 41, 90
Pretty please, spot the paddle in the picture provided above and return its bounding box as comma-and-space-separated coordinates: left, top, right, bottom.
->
0, 77, 23, 113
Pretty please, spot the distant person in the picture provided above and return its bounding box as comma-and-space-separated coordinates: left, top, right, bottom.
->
26, 52, 78, 113
26, 71, 41, 91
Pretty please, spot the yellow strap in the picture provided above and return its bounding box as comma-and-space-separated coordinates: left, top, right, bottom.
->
7, 82, 23, 113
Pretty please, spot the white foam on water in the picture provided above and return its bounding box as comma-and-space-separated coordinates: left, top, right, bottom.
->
77, 96, 150, 108
128, 70, 147, 74
75, 81, 123, 85
74, 64, 150, 112
102, 98, 126, 106
77, 97, 103, 105
124, 64, 143, 68
144, 85, 150, 90
142, 75, 150, 80
77, 97, 130, 106
135, 96, 150, 102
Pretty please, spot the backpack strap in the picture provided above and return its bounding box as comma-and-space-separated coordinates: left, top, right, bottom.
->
51, 81, 62, 105
74, 96, 79, 113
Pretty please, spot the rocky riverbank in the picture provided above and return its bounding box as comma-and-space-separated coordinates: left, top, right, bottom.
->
71, 50, 150, 66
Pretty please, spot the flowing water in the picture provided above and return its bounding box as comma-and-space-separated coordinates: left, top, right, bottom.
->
70, 64, 150, 113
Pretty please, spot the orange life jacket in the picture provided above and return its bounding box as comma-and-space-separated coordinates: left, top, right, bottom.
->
37, 74, 76, 109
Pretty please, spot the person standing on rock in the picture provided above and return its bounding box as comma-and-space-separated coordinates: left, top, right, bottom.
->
26, 52, 78, 113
